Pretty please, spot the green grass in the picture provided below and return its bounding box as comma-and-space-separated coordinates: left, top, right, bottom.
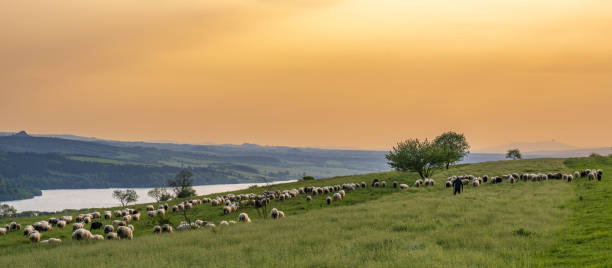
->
0, 156, 609, 267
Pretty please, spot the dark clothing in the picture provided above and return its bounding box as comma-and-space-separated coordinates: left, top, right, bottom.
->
453, 178, 462, 195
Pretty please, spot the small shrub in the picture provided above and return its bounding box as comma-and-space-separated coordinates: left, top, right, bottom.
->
302, 176, 315, 181
513, 228, 533, 237
392, 225, 409, 232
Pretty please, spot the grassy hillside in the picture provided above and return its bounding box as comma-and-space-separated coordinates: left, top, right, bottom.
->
0, 156, 609, 267
0, 134, 389, 201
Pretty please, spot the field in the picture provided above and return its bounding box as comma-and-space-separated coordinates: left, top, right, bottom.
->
0, 156, 610, 267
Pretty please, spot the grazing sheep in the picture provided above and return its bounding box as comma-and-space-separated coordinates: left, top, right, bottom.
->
92, 234, 104, 240
333, 193, 342, 201
72, 229, 93, 241
588, 172, 595, 180
0, 228, 6, 236
392, 181, 398, 188
83, 216, 91, 224
72, 223, 84, 231
270, 208, 280, 219
381, 181, 387, 187
445, 181, 452, 188
146, 205, 155, 211
361, 181, 366, 188
157, 209, 166, 216
472, 180, 480, 187
117, 226, 133, 240
101, 225, 114, 234
567, 175, 573, 182
59, 216, 73, 223
238, 213, 251, 223
162, 224, 173, 233
306, 196, 312, 202
118, 221, 127, 227
41, 238, 61, 244
33, 221, 52, 232
123, 215, 132, 223
153, 226, 161, 233
509, 177, 515, 184
223, 206, 232, 215
23, 225, 34, 236
132, 214, 140, 221
597, 170, 603, 181
482, 175, 489, 182
113, 210, 122, 218
128, 225, 135, 231
90, 222, 103, 231
106, 232, 118, 240
220, 221, 229, 226
148, 210, 157, 217
399, 184, 409, 189
29, 231, 41, 243
326, 196, 332, 205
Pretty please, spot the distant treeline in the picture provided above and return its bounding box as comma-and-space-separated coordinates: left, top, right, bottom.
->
0, 179, 42, 202
0, 152, 270, 201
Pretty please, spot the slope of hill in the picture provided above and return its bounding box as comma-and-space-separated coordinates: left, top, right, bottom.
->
0, 156, 609, 267
0, 132, 389, 201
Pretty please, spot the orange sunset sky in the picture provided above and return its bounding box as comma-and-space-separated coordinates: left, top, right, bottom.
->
1, 0, 611, 150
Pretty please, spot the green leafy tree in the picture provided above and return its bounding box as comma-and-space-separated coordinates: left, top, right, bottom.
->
302, 176, 315, 181
385, 138, 446, 178
0, 204, 17, 218
112, 189, 139, 207
147, 187, 172, 203
168, 170, 196, 198
506, 149, 522, 160
434, 131, 470, 169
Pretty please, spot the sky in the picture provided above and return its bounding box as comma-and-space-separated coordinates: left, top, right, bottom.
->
1, 0, 611, 150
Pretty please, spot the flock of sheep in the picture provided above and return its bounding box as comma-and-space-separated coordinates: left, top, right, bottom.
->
0, 168, 603, 246
443, 169, 604, 188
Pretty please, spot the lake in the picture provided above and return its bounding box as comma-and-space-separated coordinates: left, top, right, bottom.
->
5, 180, 296, 212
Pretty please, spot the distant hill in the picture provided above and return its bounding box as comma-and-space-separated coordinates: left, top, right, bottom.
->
0, 131, 390, 201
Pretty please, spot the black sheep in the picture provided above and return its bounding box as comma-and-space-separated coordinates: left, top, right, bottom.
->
90, 222, 103, 231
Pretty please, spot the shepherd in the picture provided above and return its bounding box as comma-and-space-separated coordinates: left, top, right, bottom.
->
453, 177, 463, 195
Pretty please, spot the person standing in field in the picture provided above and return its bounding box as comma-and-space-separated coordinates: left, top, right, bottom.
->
453, 177, 463, 195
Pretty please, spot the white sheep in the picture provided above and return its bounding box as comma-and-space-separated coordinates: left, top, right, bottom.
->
104, 211, 112, 219
399, 184, 409, 189
92, 234, 104, 240
57, 220, 66, 229
23, 225, 34, 236
72, 223, 84, 231
41, 238, 62, 244
162, 224, 173, 233
153, 226, 161, 233
238, 213, 251, 223
106, 232, 119, 240
117, 226, 133, 240
72, 228, 93, 241
146, 205, 155, 211
0, 228, 6, 236
104, 225, 114, 234
29, 231, 41, 243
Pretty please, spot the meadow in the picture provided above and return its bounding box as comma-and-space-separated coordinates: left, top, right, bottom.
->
0, 156, 609, 267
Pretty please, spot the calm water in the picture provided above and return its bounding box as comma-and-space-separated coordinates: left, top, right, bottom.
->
5, 181, 296, 212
